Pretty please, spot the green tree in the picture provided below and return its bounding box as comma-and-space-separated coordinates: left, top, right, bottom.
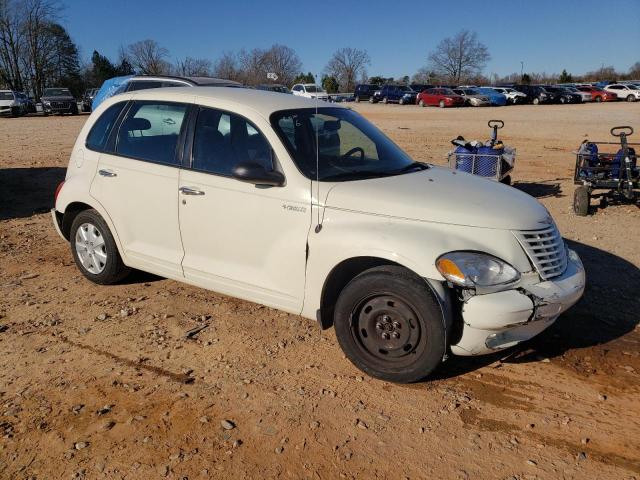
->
558, 69, 573, 83
321, 75, 339, 93
368, 75, 388, 85
293, 71, 315, 84
90, 50, 117, 84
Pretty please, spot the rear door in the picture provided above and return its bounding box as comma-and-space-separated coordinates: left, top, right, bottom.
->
90, 100, 189, 278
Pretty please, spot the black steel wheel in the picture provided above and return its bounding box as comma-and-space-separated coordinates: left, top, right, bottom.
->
574, 186, 590, 216
334, 265, 446, 383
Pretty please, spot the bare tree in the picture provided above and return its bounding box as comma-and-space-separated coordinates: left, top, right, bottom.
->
212, 50, 241, 82
238, 47, 268, 85
262, 44, 301, 86
126, 39, 169, 75
427, 30, 490, 84
324, 47, 370, 92
174, 56, 212, 76
0, 0, 25, 90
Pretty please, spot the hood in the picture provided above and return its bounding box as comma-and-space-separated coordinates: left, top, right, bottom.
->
323, 166, 551, 230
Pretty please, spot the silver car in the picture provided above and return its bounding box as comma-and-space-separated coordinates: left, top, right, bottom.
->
453, 88, 491, 107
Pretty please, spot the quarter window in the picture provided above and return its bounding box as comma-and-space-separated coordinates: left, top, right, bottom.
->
86, 102, 127, 152
115, 101, 188, 165
192, 107, 274, 176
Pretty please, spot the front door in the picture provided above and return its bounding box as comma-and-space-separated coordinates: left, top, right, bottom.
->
178, 106, 311, 312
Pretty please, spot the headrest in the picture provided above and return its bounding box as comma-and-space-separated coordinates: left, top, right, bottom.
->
124, 117, 151, 131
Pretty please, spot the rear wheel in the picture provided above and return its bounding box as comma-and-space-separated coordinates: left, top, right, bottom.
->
533, 97, 540, 105
399, 98, 404, 105
382, 97, 388, 104
333, 265, 446, 383
369, 97, 375, 103
355, 96, 360, 103
439, 100, 445, 108
573, 186, 590, 216
70, 209, 130, 284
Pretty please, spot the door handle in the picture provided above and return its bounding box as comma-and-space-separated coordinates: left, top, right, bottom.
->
98, 169, 117, 177
179, 186, 205, 196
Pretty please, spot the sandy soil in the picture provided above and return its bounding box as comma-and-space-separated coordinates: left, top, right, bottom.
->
0, 102, 639, 480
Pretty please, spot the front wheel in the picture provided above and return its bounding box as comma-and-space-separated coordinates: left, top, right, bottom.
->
70, 209, 130, 284
627, 95, 636, 102
355, 96, 360, 103
418, 99, 425, 107
594, 96, 602, 103
382, 97, 388, 104
439, 100, 445, 108
333, 265, 446, 383
533, 97, 540, 105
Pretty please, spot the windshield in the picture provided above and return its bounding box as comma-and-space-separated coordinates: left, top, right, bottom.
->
397, 85, 411, 92
0, 91, 14, 100
271, 107, 424, 182
462, 89, 479, 95
44, 88, 71, 97
305, 85, 325, 93
627, 85, 639, 90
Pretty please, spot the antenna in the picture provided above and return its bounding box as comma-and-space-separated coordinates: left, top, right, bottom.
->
314, 73, 322, 233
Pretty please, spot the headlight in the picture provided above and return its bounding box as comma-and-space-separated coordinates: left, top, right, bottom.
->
436, 251, 520, 287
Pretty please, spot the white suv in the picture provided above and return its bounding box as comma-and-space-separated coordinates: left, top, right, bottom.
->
291, 83, 329, 101
604, 84, 640, 101
52, 87, 585, 383
490, 87, 527, 104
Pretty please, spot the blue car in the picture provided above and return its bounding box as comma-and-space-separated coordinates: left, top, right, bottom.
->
475, 87, 507, 106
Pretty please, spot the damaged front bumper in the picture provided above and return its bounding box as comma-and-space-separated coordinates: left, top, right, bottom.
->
450, 249, 586, 356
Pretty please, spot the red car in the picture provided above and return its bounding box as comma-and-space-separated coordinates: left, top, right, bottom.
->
576, 86, 617, 102
417, 88, 466, 108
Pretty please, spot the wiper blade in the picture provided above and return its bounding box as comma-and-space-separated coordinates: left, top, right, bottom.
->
392, 162, 429, 173
320, 170, 395, 181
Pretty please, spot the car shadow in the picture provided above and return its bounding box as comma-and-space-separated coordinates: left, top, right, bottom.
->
431, 239, 640, 380
512, 179, 565, 198
0, 167, 66, 220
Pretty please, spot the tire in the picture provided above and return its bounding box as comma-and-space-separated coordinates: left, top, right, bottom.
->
399, 98, 404, 105
626, 95, 635, 102
439, 100, 445, 108
369, 97, 375, 104
70, 209, 130, 284
418, 99, 425, 107
594, 96, 602, 103
71, 104, 79, 115
573, 187, 590, 216
532, 97, 540, 105
355, 96, 360, 103
559, 97, 566, 104
382, 97, 388, 104
333, 265, 446, 383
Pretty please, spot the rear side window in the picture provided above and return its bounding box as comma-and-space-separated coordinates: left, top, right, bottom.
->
115, 101, 188, 165
191, 107, 274, 176
86, 102, 126, 152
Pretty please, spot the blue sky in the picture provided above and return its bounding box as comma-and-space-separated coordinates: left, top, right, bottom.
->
62, 0, 639, 78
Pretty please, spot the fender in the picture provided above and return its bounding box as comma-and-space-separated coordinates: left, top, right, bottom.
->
302, 206, 532, 320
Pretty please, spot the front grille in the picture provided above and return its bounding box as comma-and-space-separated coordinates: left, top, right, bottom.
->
514, 225, 567, 280
51, 101, 70, 109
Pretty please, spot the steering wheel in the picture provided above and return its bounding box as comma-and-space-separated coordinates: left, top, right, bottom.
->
341, 146, 365, 162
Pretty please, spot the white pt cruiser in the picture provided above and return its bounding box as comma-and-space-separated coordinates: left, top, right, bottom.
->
52, 88, 586, 383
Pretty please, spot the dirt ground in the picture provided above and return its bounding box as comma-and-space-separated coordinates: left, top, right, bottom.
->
0, 102, 639, 480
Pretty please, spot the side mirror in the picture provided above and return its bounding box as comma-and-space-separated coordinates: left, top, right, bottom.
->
232, 162, 285, 187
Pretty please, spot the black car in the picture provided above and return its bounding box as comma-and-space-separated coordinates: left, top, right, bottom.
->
41, 87, 78, 115
543, 86, 582, 104
510, 84, 558, 105
255, 84, 290, 94
354, 84, 380, 102
371, 84, 417, 105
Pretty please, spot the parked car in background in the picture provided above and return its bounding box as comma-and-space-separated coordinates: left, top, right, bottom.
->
511, 85, 556, 105
543, 86, 582, 104
410, 84, 433, 94
51, 87, 585, 383
474, 87, 507, 106
92, 75, 242, 111
575, 85, 617, 102
256, 84, 290, 94
291, 83, 329, 101
353, 84, 380, 102
490, 87, 527, 104
81, 88, 98, 112
417, 88, 465, 108
559, 86, 592, 102
41, 87, 78, 115
372, 85, 417, 104
452, 88, 491, 107
604, 84, 640, 102
0, 90, 29, 116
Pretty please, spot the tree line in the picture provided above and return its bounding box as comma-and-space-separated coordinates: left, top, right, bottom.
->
2, 1, 638, 99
